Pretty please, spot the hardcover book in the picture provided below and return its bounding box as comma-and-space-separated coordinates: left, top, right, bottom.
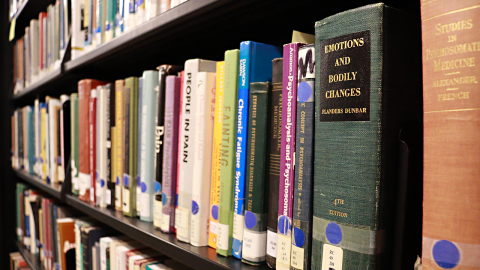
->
60, 95, 71, 183
154, 65, 182, 229
208, 61, 225, 248
291, 44, 315, 270
96, 85, 108, 208
159, 75, 182, 233
115, 80, 125, 211
216, 50, 239, 257
106, 83, 116, 209
90, 89, 98, 205
190, 71, 216, 247
140, 70, 160, 222
123, 77, 139, 217
421, 1, 480, 269
233, 41, 282, 259
78, 79, 108, 203
312, 4, 422, 269
241, 82, 271, 265
176, 59, 217, 243
57, 218, 76, 270
276, 42, 304, 270
137, 77, 144, 218
71, 93, 80, 196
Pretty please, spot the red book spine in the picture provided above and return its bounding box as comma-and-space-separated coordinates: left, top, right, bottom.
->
89, 89, 97, 204
78, 80, 91, 202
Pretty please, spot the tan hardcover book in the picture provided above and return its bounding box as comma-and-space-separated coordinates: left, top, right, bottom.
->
421, 1, 480, 269
115, 80, 125, 211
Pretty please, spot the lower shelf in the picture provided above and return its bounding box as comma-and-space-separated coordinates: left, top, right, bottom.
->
14, 168, 269, 270
16, 241, 44, 270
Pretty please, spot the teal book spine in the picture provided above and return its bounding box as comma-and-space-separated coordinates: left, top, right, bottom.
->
217, 49, 239, 257
312, 4, 421, 269
140, 70, 159, 222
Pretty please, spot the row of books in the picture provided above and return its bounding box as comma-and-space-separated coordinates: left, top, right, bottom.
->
15, 183, 191, 270
13, 1, 478, 269
9, 0, 26, 19
13, 1, 69, 94
71, 0, 189, 60
9, 252, 30, 270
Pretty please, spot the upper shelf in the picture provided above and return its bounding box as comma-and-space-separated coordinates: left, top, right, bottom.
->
14, 169, 62, 200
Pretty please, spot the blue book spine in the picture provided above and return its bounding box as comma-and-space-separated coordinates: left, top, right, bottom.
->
232, 41, 282, 258
27, 106, 35, 174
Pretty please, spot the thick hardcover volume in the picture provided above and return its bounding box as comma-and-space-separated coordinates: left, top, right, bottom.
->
115, 80, 125, 211
137, 78, 144, 218
233, 41, 282, 258
106, 84, 116, 209
190, 71, 216, 247
78, 79, 106, 203
123, 77, 139, 217
277, 42, 304, 270
291, 44, 315, 270
208, 62, 225, 248
241, 82, 271, 265
57, 218, 75, 270
61, 96, 71, 183
176, 59, 217, 243
159, 75, 181, 233
139, 70, 159, 222
154, 65, 183, 228
90, 89, 98, 205
96, 86, 107, 208
421, 1, 480, 269
312, 4, 422, 269
48, 97, 62, 186
71, 94, 80, 196
216, 50, 239, 257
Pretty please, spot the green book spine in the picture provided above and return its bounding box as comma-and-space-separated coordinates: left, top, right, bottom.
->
71, 93, 79, 196
241, 82, 270, 265
312, 4, 421, 269
216, 49, 239, 257
123, 77, 139, 217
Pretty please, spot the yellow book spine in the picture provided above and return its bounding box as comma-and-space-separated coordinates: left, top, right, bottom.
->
41, 107, 47, 181
115, 82, 124, 211
208, 61, 225, 249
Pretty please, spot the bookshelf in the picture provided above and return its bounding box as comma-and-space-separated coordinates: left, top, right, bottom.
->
2, 0, 422, 269
15, 242, 44, 270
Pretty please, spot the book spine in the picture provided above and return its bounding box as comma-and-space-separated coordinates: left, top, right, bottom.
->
115, 80, 124, 211
96, 86, 106, 207
34, 100, 40, 176
140, 71, 159, 222
102, 87, 111, 208
232, 42, 250, 258
107, 84, 115, 209
153, 67, 166, 228
175, 71, 185, 233
27, 107, 35, 174
89, 89, 98, 204
71, 94, 80, 195
190, 71, 216, 247
217, 50, 239, 256
78, 81, 91, 202
159, 75, 181, 233
40, 105, 47, 181
137, 78, 143, 217
277, 43, 302, 270
208, 61, 225, 248
291, 44, 315, 270
176, 60, 199, 243
123, 79, 131, 214
123, 77, 137, 217
241, 82, 270, 265
421, 1, 480, 269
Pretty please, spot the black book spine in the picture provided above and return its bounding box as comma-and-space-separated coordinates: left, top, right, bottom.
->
291, 45, 315, 270
63, 100, 71, 184
18, 109, 24, 168
154, 65, 182, 203
81, 229, 89, 270
57, 108, 62, 176
106, 83, 115, 209
266, 58, 283, 269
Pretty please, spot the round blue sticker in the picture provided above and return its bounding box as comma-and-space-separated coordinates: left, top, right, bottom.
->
175, 194, 178, 207
232, 240, 242, 256
100, 179, 105, 188
162, 193, 167, 205
137, 175, 141, 184
116, 176, 120, 185
278, 216, 291, 235
154, 182, 161, 193
298, 81, 313, 103
245, 211, 256, 229
326, 222, 342, 245
124, 175, 129, 187
433, 240, 460, 269
211, 205, 219, 220
141, 182, 147, 193
192, 201, 199, 215
293, 227, 306, 247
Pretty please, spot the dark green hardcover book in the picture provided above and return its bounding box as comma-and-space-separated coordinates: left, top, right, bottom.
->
266, 58, 282, 269
241, 82, 271, 265
106, 83, 115, 209
123, 77, 139, 217
312, 4, 421, 269
291, 44, 315, 270
71, 94, 79, 195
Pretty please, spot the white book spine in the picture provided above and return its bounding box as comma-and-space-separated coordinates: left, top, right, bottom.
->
71, 0, 84, 59
48, 98, 61, 186
45, 101, 50, 182
190, 72, 215, 247
97, 86, 107, 207
146, 0, 158, 20
34, 100, 40, 175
